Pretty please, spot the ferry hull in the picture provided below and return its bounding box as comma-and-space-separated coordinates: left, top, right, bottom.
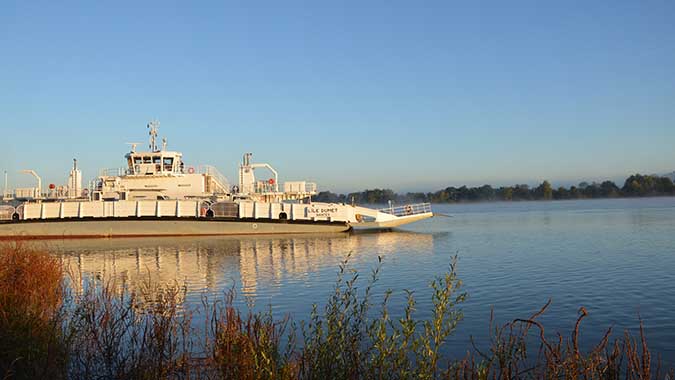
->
351, 212, 434, 230
0, 218, 351, 240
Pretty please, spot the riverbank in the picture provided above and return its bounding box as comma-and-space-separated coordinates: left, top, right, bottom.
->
315, 174, 675, 204
1, 243, 671, 380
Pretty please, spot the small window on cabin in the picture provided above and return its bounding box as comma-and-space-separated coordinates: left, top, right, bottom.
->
133, 157, 142, 164
143, 156, 151, 163
153, 156, 161, 164
163, 157, 174, 172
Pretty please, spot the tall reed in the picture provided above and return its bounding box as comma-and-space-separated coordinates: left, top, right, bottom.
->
0, 242, 67, 379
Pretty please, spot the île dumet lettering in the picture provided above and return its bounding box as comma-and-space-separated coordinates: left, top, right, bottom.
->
307, 206, 339, 217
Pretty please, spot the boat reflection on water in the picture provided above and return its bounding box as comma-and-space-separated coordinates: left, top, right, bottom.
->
44, 231, 438, 304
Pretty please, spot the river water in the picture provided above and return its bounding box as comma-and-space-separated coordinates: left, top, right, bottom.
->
47, 197, 675, 366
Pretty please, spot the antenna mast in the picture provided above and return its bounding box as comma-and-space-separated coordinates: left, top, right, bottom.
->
147, 120, 160, 152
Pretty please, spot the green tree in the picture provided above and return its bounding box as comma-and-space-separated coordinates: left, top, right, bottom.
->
513, 184, 531, 200
536, 180, 553, 200
501, 187, 513, 201
599, 181, 620, 198
554, 186, 569, 200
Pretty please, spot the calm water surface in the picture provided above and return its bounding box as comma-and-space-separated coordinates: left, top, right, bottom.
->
48, 198, 675, 366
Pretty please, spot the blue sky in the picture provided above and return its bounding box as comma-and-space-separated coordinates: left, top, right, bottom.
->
1, 1, 674, 193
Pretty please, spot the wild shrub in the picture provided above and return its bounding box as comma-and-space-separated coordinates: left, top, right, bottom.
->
66, 276, 195, 380
0, 243, 67, 380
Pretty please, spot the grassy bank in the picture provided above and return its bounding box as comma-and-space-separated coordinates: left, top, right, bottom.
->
0, 243, 671, 380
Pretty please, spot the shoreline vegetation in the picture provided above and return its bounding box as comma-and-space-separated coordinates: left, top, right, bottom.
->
314, 174, 675, 204
1, 244, 672, 380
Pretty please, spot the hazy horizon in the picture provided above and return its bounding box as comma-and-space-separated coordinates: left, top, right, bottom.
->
2, 148, 667, 195
1, 1, 674, 192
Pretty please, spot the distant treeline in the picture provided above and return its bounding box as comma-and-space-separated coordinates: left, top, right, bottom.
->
313, 174, 675, 204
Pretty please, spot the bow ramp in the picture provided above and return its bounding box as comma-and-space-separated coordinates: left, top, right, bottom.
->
352, 203, 433, 229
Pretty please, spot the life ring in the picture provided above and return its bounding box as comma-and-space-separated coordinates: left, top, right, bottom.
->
187, 167, 195, 174
268, 178, 275, 185
405, 205, 413, 215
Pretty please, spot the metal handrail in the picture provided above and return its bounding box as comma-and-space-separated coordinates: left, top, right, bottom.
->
379, 202, 432, 217
198, 165, 230, 193
99, 168, 127, 176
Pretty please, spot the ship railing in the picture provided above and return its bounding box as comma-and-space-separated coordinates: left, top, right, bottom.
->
254, 182, 276, 194
198, 165, 230, 193
14, 188, 41, 200
280, 182, 317, 195
2, 189, 13, 200
379, 202, 432, 217
99, 168, 127, 177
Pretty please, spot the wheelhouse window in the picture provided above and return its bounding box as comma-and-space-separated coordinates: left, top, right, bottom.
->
163, 157, 174, 172
131, 156, 143, 174
153, 156, 162, 172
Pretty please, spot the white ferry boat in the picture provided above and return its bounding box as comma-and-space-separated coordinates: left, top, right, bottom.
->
0, 122, 433, 239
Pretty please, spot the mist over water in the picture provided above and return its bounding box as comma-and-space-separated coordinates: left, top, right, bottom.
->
46, 197, 675, 367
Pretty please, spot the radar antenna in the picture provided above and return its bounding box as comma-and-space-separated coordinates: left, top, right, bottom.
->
147, 120, 160, 152
125, 142, 141, 153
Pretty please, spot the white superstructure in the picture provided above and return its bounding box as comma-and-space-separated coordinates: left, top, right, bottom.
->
68, 159, 83, 199
0, 121, 433, 239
